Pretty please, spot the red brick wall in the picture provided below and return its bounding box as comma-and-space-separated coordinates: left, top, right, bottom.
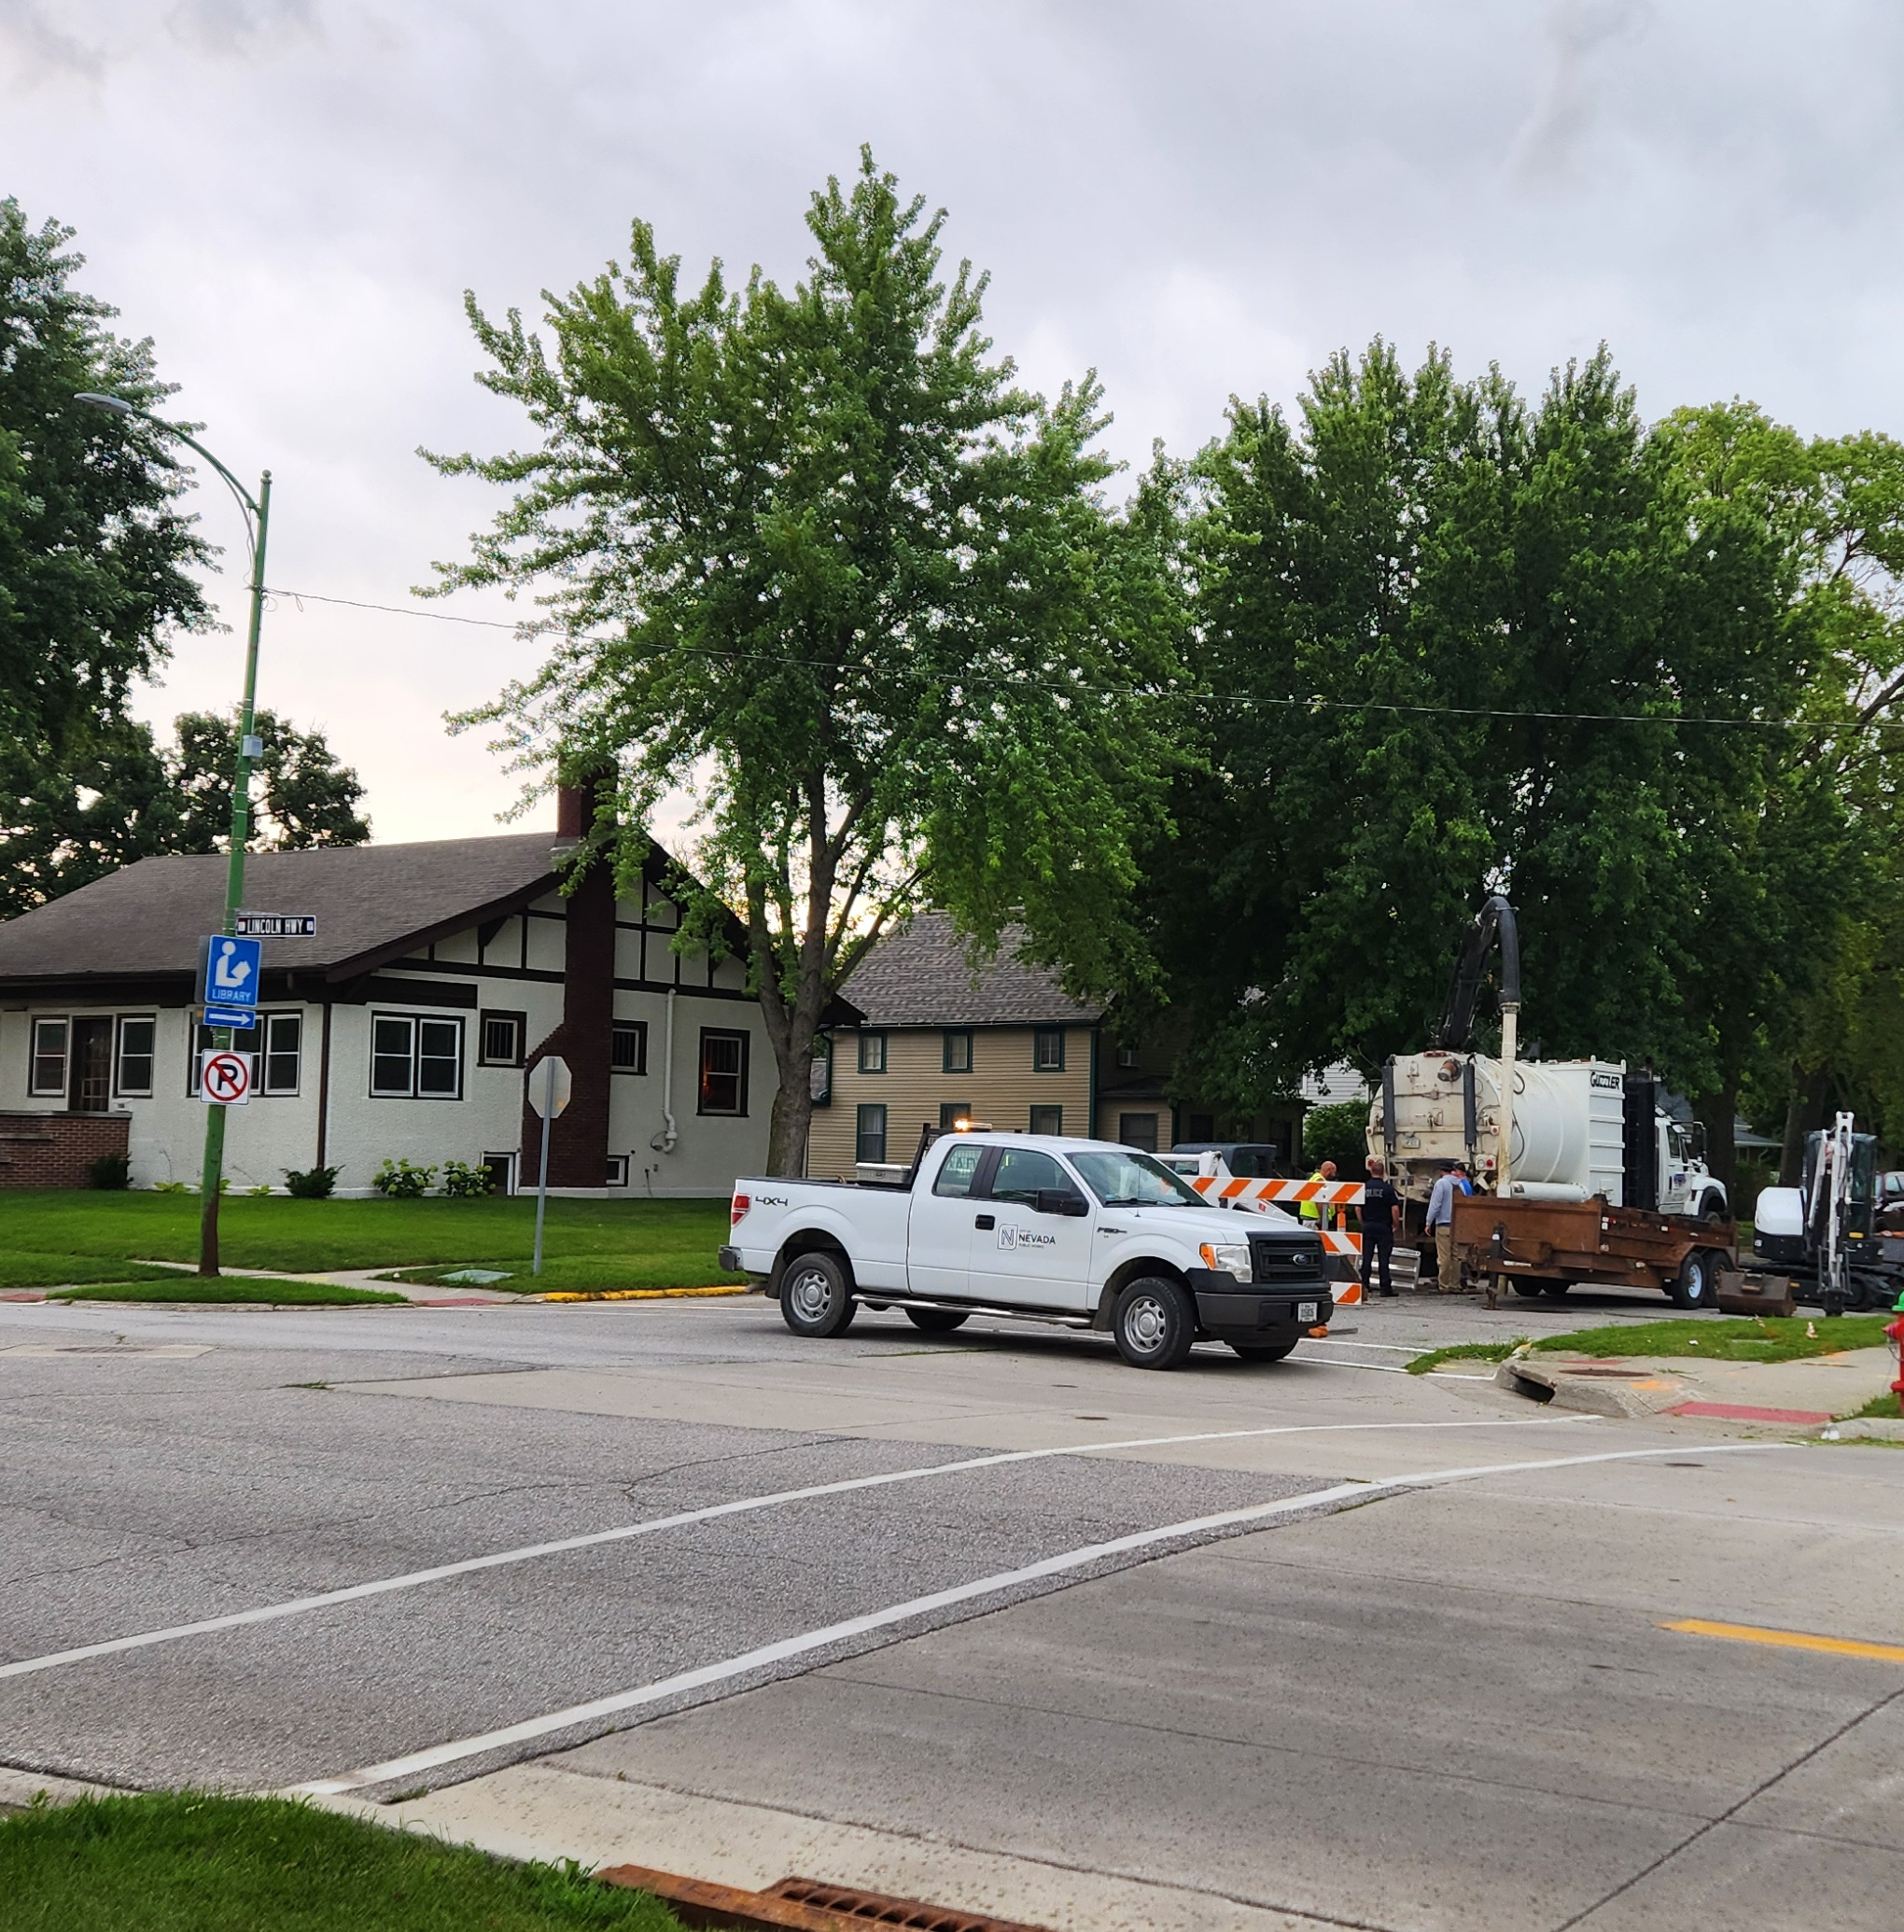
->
0, 1112, 132, 1190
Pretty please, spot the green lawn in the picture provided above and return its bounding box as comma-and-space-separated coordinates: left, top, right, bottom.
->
48, 1281, 407, 1308
1530, 1314, 1895, 1363
1, 1193, 740, 1288
0, 1254, 220, 1291
0, 1791, 682, 1932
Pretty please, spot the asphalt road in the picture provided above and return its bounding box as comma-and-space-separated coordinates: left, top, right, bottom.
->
4, 1288, 1901, 1930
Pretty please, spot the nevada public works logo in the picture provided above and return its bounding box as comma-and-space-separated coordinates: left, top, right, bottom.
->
997, 1226, 1057, 1249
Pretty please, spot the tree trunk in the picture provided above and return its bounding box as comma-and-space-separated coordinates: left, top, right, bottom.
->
1692, 1084, 1738, 1197
1780, 1065, 1831, 1186
766, 1050, 816, 1178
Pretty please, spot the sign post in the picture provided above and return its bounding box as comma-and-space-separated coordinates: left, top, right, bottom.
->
526, 1056, 572, 1278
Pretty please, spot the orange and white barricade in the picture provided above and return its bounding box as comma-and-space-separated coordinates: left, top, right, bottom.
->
1189, 1176, 1368, 1303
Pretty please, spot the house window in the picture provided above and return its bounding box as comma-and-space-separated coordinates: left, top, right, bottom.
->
480, 1010, 525, 1067
698, 1029, 748, 1115
114, 1016, 157, 1098
1029, 1104, 1063, 1137
260, 1013, 301, 1095
1033, 1028, 1066, 1071
856, 1103, 888, 1164
605, 1155, 630, 1186
858, 1031, 887, 1073
611, 1020, 648, 1073
371, 1014, 464, 1099
940, 1100, 973, 1131
189, 1015, 297, 1096
1119, 1113, 1159, 1153
29, 1018, 67, 1097
943, 1029, 973, 1074
1116, 1043, 1140, 1070
810, 1035, 833, 1107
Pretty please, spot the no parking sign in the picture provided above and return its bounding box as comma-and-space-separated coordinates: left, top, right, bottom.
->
200, 1049, 252, 1107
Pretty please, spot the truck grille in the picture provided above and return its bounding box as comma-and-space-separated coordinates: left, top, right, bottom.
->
1248, 1236, 1325, 1281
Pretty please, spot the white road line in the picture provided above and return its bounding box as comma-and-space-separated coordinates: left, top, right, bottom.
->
1289, 1356, 1417, 1374
0, 1416, 1588, 1684
289, 1439, 1777, 1797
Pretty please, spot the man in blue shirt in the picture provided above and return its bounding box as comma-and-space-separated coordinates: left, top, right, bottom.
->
1424, 1161, 1463, 1292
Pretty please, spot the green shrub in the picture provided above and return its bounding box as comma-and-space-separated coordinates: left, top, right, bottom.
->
439, 1158, 497, 1198
87, 1152, 132, 1190
151, 1179, 191, 1195
372, 1157, 436, 1198
283, 1164, 343, 1199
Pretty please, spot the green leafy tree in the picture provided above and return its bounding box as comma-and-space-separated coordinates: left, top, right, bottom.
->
0, 707, 368, 917
427, 153, 1183, 1173
0, 199, 210, 760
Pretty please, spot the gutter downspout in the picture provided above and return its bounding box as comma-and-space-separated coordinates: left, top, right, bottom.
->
650, 987, 679, 1154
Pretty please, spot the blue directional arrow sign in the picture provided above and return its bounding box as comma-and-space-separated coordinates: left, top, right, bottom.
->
200, 933, 262, 1030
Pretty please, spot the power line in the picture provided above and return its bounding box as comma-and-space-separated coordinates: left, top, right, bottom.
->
263, 584, 1904, 736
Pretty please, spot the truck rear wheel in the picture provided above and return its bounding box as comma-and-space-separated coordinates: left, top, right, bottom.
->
1229, 1338, 1298, 1363
779, 1253, 857, 1338
1670, 1249, 1715, 1310
903, 1307, 970, 1333
1113, 1278, 1197, 1370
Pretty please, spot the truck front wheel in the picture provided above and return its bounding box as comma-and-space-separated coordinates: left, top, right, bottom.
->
1113, 1278, 1197, 1370
779, 1253, 858, 1338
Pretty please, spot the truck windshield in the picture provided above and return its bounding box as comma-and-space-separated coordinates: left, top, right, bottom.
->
1071, 1149, 1209, 1209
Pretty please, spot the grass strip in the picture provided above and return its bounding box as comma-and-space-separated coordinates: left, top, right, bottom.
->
1406, 1340, 1527, 1376
0, 1790, 683, 1931
0, 1254, 217, 1290
47, 1281, 407, 1308
1841, 1391, 1902, 1421
1530, 1314, 1894, 1363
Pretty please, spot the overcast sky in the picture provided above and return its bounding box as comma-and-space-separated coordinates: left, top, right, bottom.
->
6, 1, 1902, 845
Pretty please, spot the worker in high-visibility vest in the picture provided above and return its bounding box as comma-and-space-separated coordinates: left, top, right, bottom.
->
1299, 1159, 1339, 1233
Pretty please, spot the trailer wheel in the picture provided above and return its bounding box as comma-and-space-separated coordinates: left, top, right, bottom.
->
779, 1253, 858, 1338
1541, 1281, 1572, 1299
1670, 1249, 1715, 1309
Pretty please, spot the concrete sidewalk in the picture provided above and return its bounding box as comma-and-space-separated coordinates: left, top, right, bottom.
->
1501, 1344, 1897, 1427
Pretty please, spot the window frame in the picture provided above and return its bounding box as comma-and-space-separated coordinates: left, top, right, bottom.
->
369, 1012, 465, 1101
697, 1027, 749, 1117
604, 1155, 630, 1186
939, 1100, 974, 1132
29, 1016, 68, 1098
113, 1015, 157, 1099
610, 1019, 649, 1075
1115, 1043, 1140, 1070
187, 1013, 300, 1098
857, 1030, 887, 1074
1033, 1027, 1067, 1072
942, 1029, 973, 1074
1118, 1112, 1160, 1153
855, 1101, 889, 1165
1029, 1104, 1063, 1138
259, 1011, 302, 1097
478, 1009, 526, 1069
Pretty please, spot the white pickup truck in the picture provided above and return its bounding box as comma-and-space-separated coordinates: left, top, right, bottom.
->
721, 1131, 1335, 1370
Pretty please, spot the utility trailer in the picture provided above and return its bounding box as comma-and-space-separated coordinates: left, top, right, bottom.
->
1449, 1193, 1736, 1309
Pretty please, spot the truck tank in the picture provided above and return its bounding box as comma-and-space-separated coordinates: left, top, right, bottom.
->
1370, 1054, 1627, 1204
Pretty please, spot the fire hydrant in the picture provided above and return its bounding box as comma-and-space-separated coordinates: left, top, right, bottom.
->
1888, 1292, 1904, 1406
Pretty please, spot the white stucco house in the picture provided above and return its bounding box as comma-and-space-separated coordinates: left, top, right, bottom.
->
0, 791, 782, 1197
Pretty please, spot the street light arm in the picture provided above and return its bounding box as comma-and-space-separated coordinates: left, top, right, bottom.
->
73, 391, 262, 535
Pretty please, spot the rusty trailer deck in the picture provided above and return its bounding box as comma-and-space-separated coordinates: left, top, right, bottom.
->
1450, 1194, 1734, 1295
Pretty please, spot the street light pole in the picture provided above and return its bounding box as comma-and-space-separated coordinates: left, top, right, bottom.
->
75, 395, 271, 1276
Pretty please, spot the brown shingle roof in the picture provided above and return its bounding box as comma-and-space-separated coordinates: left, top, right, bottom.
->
838, 913, 1100, 1028
0, 833, 567, 987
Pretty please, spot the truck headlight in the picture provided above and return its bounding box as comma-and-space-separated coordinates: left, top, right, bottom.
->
1200, 1240, 1252, 1280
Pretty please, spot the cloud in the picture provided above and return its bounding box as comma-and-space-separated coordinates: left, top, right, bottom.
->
1508, 0, 1654, 183
0, 0, 105, 83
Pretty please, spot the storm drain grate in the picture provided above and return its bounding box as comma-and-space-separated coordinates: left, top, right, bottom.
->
597, 1863, 1053, 1932
769, 1875, 1052, 1932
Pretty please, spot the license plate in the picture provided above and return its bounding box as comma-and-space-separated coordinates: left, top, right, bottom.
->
1296, 1301, 1319, 1323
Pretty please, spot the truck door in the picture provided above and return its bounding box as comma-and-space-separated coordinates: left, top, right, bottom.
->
965, 1146, 1096, 1310
1659, 1120, 1693, 1216
904, 1138, 987, 1299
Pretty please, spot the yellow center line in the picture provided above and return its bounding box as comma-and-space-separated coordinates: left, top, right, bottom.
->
1664, 1618, 1904, 1664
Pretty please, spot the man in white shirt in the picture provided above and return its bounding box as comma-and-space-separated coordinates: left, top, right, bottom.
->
1424, 1162, 1463, 1292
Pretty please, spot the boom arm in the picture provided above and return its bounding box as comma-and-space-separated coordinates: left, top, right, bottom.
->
1434, 895, 1521, 1051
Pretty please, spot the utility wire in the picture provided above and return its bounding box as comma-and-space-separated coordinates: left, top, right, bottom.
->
263, 584, 1904, 736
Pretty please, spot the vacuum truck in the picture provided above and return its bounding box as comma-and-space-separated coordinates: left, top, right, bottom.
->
1366, 895, 1735, 1308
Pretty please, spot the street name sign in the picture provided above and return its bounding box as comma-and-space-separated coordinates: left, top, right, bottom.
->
236, 913, 317, 938
200, 1049, 252, 1106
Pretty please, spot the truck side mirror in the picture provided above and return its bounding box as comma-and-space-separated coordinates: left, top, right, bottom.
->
1035, 1188, 1090, 1217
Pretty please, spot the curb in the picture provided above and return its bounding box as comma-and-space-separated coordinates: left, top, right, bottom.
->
540, 1285, 750, 1304
1495, 1355, 1686, 1418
